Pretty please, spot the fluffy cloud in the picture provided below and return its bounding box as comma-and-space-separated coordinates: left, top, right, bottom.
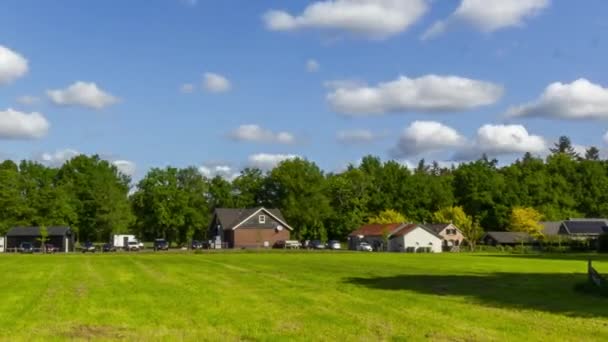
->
180, 83, 195, 93
203, 72, 231, 93
248, 153, 300, 170
422, 0, 550, 39
198, 163, 239, 180
328, 75, 503, 115
113, 160, 137, 177
38, 148, 136, 176
230, 124, 295, 144
47, 81, 119, 109
455, 124, 546, 160
16, 95, 40, 106
39, 149, 80, 167
263, 0, 428, 39
337, 129, 383, 143
0, 108, 49, 139
391, 121, 466, 157
506, 79, 608, 120
306, 59, 320, 72
0, 45, 28, 85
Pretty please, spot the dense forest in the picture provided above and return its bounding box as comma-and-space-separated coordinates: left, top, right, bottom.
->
1, 136, 606, 244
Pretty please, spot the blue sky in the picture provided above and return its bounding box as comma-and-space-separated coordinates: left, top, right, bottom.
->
1, 0, 608, 180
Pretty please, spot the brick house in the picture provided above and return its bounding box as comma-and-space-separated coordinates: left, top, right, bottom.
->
208, 207, 293, 248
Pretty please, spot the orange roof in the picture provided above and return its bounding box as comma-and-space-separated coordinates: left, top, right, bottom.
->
349, 223, 404, 236
389, 223, 419, 237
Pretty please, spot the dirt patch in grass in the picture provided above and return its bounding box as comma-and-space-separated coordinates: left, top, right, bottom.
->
63, 324, 128, 340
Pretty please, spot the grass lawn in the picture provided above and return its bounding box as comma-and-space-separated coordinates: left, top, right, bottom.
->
1, 252, 607, 341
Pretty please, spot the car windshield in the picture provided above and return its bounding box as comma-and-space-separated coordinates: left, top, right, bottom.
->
128, 241, 138, 245
360, 243, 370, 246
22, 243, 31, 248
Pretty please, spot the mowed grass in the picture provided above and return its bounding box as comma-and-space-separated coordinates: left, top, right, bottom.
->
1, 252, 607, 341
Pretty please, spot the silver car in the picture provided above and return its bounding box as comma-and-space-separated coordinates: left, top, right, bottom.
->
357, 242, 373, 252
328, 240, 341, 250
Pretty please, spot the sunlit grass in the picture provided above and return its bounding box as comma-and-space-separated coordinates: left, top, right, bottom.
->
0, 252, 606, 341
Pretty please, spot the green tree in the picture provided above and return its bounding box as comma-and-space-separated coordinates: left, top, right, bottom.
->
585, 146, 600, 161
432, 206, 481, 249
549, 136, 579, 159
265, 158, 331, 239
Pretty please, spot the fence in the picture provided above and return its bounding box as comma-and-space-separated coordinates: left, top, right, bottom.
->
588, 260, 607, 288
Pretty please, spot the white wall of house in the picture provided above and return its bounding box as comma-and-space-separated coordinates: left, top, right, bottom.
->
389, 227, 442, 253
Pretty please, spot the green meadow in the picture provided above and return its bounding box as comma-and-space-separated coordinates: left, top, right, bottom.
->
0, 252, 607, 341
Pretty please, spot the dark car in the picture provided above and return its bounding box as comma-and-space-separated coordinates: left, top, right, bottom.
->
19, 242, 34, 254
82, 241, 96, 253
191, 240, 203, 250
102, 243, 116, 252
44, 244, 58, 253
309, 240, 326, 249
154, 239, 169, 251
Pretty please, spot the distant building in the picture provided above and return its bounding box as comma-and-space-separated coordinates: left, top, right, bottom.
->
5, 226, 74, 252
425, 223, 464, 251
481, 231, 536, 246
208, 207, 293, 249
348, 223, 443, 253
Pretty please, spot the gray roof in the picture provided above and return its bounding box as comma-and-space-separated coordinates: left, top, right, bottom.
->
483, 231, 535, 244
424, 223, 453, 234
561, 220, 608, 235
214, 207, 288, 230
540, 221, 561, 236
6, 226, 72, 237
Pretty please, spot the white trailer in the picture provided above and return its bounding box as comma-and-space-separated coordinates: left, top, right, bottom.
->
113, 234, 139, 250
0, 237, 5, 253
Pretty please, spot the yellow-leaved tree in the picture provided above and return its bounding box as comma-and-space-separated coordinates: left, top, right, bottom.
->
509, 207, 544, 238
433, 206, 482, 251
367, 209, 408, 224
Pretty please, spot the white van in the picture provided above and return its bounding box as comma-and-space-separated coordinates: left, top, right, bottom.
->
113, 235, 142, 250
0, 237, 5, 253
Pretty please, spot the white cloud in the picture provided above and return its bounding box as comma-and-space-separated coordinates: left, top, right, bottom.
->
16, 95, 40, 106
39, 149, 80, 167
203, 72, 231, 93
0, 45, 28, 85
180, 83, 194, 93
248, 153, 300, 170
306, 59, 320, 72
422, 0, 550, 39
230, 124, 295, 144
392, 121, 466, 157
0, 108, 49, 139
455, 124, 546, 160
113, 160, 137, 177
328, 75, 503, 115
263, 0, 428, 39
337, 129, 383, 143
47, 81, 119, 109
198, 163, 239, 180
506, 79, 608, 120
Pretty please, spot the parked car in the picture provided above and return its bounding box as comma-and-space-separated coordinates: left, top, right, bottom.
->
357, 242, 373, 252
44, 244, 58, 253
327, 240, 341, 250
154, 239, 169, 251
82, 242, 96, 253
19, 242, 34, 254
191, 240, 203, 250
127, 240, 140, 251
309, 240, 326, 249
102, 243, 116, 252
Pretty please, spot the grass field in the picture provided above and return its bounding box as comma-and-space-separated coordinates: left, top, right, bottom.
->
1, 252, 607, 341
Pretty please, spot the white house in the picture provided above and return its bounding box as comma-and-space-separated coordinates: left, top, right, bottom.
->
388, 224, 443, 253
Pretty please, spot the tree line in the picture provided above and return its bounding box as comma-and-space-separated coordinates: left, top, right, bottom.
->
1, 136, 606, 244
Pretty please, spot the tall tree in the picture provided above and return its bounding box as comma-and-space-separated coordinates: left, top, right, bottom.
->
367, 209, 407, 224
265, 158, 331, 240
585, 146, 600, 161
550, 136, 579, 159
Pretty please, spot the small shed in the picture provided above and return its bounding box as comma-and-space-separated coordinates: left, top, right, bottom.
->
388, 224, 443, 253
6, 227, 74, 252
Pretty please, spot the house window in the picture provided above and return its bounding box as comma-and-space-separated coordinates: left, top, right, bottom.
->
259, 215, 266, 224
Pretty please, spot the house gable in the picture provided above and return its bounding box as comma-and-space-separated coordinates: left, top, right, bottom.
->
231, 208, 293, 231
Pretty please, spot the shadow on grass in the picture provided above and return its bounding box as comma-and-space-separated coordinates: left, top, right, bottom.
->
344, 273, 608, 318
474, 253, 608, 263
